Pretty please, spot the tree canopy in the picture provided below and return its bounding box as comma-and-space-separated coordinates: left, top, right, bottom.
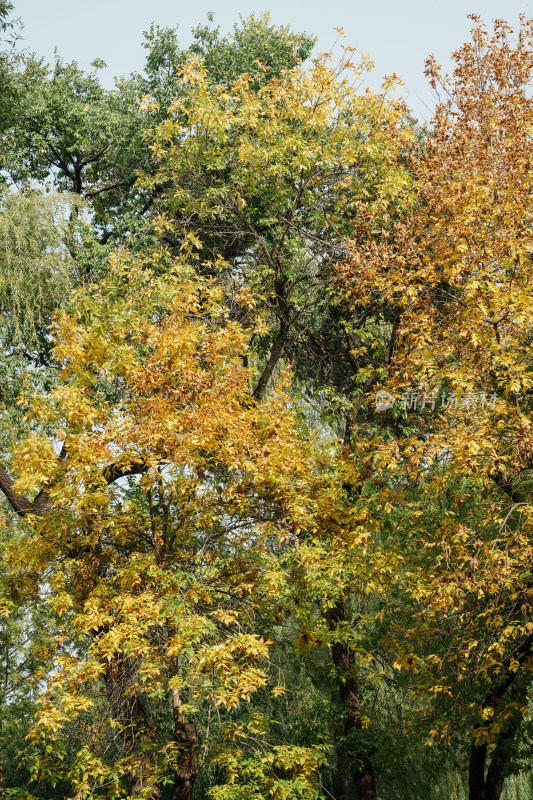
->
0, 9, 532, 800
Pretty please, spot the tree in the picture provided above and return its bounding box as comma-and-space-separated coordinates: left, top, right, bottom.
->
141, 12, 315, 107
0, 16, 415, 799
141, 50, 413, 799
2, 14, 316, 256
0, 248, 361, 800
0, 1, 19, 142
2, 56, 150, 254
144, 48, 411, 400
0, 190, 81, 358
11, 7, 533, 798
340, 15, 533, 799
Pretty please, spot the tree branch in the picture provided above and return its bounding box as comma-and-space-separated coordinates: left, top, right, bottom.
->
84, 181, 125, 199
0, 454, 146, 519
0, 467, 50, 517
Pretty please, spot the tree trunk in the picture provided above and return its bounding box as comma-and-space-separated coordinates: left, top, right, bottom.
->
468, 677, 526, 800
103, 655, 160, 798
327, 599, 377, 800
253, 317, 290, 401
468, 740, 487, 800
170, 684, 199, 800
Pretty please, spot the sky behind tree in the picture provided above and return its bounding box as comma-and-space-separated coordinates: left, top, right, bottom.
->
11, 0, 533, 121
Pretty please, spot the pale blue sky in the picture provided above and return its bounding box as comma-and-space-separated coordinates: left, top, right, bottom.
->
11, 1, 533, 122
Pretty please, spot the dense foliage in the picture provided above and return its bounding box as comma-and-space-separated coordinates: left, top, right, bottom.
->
0, 6, 532, 800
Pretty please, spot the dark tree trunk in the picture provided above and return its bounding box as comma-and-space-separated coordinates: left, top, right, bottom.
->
468, 740, 487, 800
327, 599, 377, 800
253, 317, 290, 401
468, 670, 528, 800
485, 763, 505, 800
484, 718, 519, 800
468, 715, 522, 800
253, 273, 293, 402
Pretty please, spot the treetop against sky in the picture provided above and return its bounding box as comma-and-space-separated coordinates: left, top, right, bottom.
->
11, 0, 531, 122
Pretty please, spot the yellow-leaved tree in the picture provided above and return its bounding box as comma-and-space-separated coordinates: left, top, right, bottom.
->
0, 245, 372, 800
139, 49, 414, 800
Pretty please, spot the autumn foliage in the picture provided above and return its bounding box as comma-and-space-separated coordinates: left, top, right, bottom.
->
2, 10, 533, 800
340, 15, 533, 800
